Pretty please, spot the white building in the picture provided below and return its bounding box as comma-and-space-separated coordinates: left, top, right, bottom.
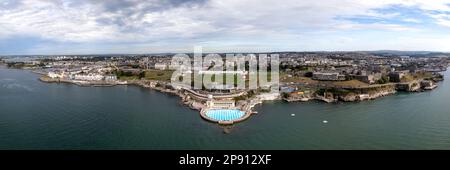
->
155, 63, 168, 70
104, 75, 117, 81
74, 74, 104, 81
257, 93, 280, 101
206, 100, 236, 109
312, 72, 346, 81
48, 72, 64, 79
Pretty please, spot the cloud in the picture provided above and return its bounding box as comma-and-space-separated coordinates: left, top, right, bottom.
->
1, 0, 450, 54
428, 13, 450, 27
335, 22, 418, 31
0, 0, 211, 42
403, 18, 422, 23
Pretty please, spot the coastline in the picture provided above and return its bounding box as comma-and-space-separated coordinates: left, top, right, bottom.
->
28, 67, 445, 125
36, 72, 261, 124
2, 62, 450, 149
35, 70, 442, 104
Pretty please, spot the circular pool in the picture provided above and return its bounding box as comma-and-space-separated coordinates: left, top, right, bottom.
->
204, 109, 246, 121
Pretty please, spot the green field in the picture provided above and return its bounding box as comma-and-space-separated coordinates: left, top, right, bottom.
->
116, 69, 174, 81
118, 75, 140, 81
143, 70, 174, 81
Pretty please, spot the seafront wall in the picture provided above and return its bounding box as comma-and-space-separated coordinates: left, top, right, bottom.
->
39, 76, 119, 87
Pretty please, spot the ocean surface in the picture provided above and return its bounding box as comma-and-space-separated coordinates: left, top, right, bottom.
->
1, 65, 450, 149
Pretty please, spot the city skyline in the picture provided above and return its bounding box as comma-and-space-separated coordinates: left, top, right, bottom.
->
1, 0, 450, 55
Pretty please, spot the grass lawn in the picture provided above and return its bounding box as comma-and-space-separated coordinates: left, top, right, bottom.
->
280, 72, 368, 88
280, 73, 318, 84
194, 73, 247, 87
143, 69, 174, 82
413, 72, 433, 79
332, 80, 368, 87
118, 75, 139, 81
401, 74, 415, 82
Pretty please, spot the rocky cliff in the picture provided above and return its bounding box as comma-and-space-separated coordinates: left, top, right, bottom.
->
316, 84, 397, 102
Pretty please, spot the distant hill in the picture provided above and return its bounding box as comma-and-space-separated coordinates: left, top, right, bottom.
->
364, 50, 450, 57
2, 50, 450, 58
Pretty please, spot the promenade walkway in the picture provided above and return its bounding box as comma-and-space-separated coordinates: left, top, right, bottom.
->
182, 88, 245, 100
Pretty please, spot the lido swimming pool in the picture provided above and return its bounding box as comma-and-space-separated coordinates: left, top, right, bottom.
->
205, 109, 245, 121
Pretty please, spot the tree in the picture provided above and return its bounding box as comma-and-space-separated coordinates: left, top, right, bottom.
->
304, 72, 313, 77
377, 76, 389, 84
138, 71, 146, 79
282, 92, 290, 98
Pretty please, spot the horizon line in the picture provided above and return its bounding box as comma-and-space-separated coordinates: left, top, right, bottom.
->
2, 50, 450, 57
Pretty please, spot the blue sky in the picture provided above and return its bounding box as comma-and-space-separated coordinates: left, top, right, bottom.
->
1, 0, 450, 55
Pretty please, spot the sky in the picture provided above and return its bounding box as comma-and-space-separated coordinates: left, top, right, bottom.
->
1, 0, 450, 55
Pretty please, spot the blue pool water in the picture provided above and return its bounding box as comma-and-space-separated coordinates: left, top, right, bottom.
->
205, 109, 245, 121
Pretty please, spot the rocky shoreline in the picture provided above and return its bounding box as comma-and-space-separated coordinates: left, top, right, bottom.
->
39, 75, 204, 110
38, 75, 438, 105
36, 72, 443, 114
37, 74, 263, 125
284, 80, 441, 103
